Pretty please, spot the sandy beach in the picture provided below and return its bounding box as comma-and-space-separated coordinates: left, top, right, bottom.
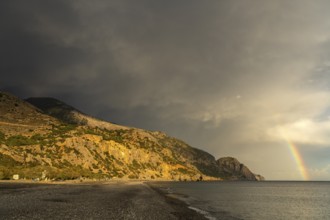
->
0, 181, 206, 220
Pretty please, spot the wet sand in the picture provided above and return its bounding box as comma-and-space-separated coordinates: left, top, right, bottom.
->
0, 181, 206, 220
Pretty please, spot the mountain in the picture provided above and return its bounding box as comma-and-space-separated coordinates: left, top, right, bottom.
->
0, 92, 57, 126
0, 91, 264, 181
217, 157, 265, 181
25, 97, 127, 130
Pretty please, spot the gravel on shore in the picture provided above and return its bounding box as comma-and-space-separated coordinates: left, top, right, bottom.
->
0, 181, 207, 220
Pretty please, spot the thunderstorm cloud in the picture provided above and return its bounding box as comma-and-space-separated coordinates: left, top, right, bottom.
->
2, 0, 330, 180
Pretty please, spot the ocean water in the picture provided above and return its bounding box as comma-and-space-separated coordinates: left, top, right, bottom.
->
152, 181, 330, 220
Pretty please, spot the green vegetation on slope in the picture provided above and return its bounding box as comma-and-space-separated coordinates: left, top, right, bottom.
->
5, 135, 37, 146
0, 131, 5, 143
0, 164, 104, 180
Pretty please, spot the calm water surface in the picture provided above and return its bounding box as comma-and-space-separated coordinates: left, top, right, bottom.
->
153, 181, 330, 220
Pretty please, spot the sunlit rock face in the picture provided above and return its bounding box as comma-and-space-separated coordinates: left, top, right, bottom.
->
0, 91, 263, 181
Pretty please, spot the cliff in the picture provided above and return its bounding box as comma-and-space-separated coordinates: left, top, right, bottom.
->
217, 157, 264, 181
0, 91, 264, 181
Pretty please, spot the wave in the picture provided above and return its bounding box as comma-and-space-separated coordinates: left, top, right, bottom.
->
188, 206, 217, 220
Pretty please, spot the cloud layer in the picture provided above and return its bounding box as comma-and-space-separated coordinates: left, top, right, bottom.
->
2, 0, 330, 180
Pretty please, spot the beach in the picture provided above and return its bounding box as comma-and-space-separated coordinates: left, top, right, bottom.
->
0, 181, 206, 220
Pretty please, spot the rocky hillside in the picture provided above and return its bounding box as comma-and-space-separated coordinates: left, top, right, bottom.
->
0, 91, 264, 181
25, 97, 127, 130
217, 157, 265, 181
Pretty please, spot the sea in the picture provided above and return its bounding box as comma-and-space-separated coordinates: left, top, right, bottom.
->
152, 181, 330, 220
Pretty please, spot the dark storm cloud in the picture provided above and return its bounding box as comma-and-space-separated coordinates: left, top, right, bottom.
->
0, 0, 88, 96
2, 0, 330, 179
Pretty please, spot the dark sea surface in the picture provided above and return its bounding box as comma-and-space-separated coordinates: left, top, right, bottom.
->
152, 181, 330, 220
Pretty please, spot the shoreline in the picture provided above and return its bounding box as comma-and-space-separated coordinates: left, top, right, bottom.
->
145, 182, 208, 220
0, 180, 208, 219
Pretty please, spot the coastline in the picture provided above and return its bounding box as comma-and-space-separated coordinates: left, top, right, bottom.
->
146, 182, 208, 220
0, 180, 208, 220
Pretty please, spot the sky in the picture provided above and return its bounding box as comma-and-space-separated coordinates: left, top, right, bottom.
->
1, 0, 330, 180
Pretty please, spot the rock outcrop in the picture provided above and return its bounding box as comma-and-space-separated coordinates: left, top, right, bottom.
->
216, 157, 264, 181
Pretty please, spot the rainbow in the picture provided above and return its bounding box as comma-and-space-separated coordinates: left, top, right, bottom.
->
286, 140, 309, 181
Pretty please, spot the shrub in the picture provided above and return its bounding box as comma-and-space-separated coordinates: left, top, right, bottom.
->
64, 147, 71, 154
83, 128, 99, 135
30, 134, 43, 141
0, 131, 5, 142
0, 153, 22, 167
51, 124, 76, 136
132, 159, 141, 169
177, 168, 194, 175
128, 174, 138, 179
0, 167, 12, 180
5, 135, 36, 146
101, 129, 128, 143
